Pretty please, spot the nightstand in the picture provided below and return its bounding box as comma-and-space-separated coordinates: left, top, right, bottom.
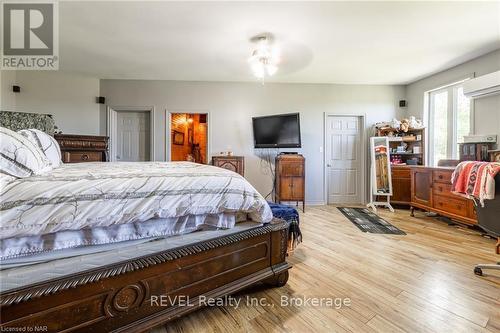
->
211, 156, 244, 176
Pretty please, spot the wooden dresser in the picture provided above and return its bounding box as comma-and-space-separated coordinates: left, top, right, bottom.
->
410, 166, 477, 225
211, 156, 244, 176
275, 154, 305, 212
55, 134, 109, 163
389, 166, 412, 205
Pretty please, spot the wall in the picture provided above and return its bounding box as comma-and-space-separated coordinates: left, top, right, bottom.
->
405, 49, 500, 144
0, 71, 17, 110
0, 71, 100, 135
101, 80, 405, 204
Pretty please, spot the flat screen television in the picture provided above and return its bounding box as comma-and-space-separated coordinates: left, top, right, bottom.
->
252, 113, 301, 148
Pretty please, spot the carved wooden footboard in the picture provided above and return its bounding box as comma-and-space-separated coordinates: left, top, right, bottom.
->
0, 220, 290, 332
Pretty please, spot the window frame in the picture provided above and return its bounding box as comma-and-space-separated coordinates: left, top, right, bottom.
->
426, 79, 474, 166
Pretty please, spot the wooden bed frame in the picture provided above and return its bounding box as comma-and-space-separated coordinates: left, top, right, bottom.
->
0, 220, 290, 332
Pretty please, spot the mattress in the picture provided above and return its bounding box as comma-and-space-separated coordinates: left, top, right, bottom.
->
0, 221, 263, 293
1, 212, 245, 261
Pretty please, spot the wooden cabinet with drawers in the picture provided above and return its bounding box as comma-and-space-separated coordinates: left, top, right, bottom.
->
410, 166, 477, 225
54, 134, 109, 163
275, 154, 305, 212
211, 156, 244, 176
390, 166, 412, 205
411, 168, 433, 207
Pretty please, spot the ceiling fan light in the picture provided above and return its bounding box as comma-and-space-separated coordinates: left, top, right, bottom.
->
266, 64, 278, 76
249, 35, 279, 81
271, 48, 281, 62
251, 63, 265, 78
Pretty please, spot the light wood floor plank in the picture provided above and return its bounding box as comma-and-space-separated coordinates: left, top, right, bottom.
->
152, 206, 500, 333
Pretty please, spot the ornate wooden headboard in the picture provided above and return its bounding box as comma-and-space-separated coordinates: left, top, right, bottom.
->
0, 110, 56, 135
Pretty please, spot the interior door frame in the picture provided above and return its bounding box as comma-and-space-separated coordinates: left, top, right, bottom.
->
107, 106, 155, 162
165, 110, 211, 163
323, 113, 367, 205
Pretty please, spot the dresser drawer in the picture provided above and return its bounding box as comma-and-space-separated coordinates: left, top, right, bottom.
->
433, 195, 468, 217
280, 163, 304, 177
433, 170, 452, 184
63, 151, 103, 163
392, 168, 411, 179
433, 182, 454, 198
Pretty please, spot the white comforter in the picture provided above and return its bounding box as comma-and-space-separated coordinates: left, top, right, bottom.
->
0, 162, 272, 240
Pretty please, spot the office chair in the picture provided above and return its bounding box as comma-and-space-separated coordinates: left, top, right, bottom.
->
474, 174, 500, 276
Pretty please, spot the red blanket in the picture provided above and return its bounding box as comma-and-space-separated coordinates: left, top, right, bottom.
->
451, 161, 500, 205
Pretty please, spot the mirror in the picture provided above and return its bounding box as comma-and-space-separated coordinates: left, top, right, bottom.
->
370, 137, 392, 195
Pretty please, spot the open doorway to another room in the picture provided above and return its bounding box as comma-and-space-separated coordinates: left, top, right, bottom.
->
169, 113, 208, 163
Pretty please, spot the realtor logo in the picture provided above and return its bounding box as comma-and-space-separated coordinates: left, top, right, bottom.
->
1, 1, 59, 70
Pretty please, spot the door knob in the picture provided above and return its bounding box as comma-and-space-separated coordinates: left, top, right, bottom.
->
327, 164, 332, 167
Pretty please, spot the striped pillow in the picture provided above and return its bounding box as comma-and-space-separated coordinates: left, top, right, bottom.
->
19, 129, 62, 167
0, 127, 52, 178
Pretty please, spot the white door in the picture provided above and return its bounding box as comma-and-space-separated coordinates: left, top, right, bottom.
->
116, 111, 151, 161
326, 116, 362, 204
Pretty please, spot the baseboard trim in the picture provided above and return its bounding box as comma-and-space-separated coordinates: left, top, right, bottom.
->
306, 201, 326, 206
278, 201, 326, 206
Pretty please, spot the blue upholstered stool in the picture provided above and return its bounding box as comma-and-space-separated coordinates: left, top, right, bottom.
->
268, 202, 302, 251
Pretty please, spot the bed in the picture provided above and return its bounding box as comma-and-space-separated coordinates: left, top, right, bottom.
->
0, 111, 291, 332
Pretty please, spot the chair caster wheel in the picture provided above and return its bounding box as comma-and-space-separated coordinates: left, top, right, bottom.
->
474, 267, 483, 276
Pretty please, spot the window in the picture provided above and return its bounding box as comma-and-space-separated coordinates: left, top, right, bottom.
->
428, 81, 473, 165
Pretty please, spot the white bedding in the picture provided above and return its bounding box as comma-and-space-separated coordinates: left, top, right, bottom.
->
0, 162, 272, 259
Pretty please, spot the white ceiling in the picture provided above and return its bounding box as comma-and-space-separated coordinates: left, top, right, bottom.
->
60, 1, 500, 85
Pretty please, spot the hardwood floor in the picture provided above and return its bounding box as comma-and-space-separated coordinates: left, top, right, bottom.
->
151, 206, 500, 333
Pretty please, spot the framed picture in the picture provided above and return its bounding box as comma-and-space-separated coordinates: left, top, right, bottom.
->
188, 129, 193, 144
172, 130, 184, 145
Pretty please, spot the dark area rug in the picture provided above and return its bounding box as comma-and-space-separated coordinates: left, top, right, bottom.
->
337, 207, 406, 235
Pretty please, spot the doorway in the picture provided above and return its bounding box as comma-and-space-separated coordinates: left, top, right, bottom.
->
168, 113, 208, 164
108, 107, 155, 162
325, 115, 365, 204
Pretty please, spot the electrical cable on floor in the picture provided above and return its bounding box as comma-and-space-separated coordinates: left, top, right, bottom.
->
258, 148, 278, 201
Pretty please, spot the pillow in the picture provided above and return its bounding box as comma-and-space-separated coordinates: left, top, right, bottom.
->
18, 129, 62, 167
0, 127, 52, 177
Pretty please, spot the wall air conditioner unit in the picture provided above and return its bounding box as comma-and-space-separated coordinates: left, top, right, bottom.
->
463, 70, 500, 99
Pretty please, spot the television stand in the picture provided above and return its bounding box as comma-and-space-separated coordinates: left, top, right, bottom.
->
280, 152, 298, 155
275, 154, 305, 212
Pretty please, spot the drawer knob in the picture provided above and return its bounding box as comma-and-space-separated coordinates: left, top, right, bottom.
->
82, 154, 89, 161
